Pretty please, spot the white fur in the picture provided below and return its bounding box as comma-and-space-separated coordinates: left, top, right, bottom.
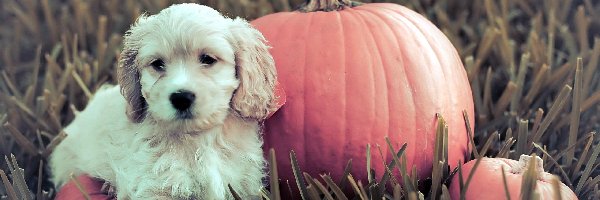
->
50, 3, 276, 199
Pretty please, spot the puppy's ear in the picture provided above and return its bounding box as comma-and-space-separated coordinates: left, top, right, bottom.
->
117, 15, 149, 123
229, 18, 277, 120
118, 49, 146, 123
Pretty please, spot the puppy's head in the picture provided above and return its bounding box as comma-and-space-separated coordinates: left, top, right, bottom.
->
118, 3, 277, 129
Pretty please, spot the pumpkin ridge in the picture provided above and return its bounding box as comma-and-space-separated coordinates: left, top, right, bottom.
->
302, 12, 315, 168
365, 3, 472, 171
352, 8, 390, 166
269, 13, 299, 49
354, 5, 409, 172
349, 8, 379, 157
339, 9, 373, 176
401, 16, 434, 178
390, 6, 452, 168
358, 5, 426, 176
371, 4, 433, 176
379, 4, 452, 100
336, 10, 349, 169
390, 4, 473, 164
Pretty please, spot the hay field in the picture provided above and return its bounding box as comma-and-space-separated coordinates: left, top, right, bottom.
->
1, 0, 599, 199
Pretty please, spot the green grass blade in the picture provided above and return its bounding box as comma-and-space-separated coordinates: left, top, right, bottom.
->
576, 141, 600, 193
458, 162, 465, 200
228, 184, 242, 200
348, 174, 366, 200
497, 137, 515, 158
532, 143, 572, 187
321, 175, 348, 200
290, 150, 309, 200
268, 149, 281, 200
479, 131, 499, 157
366, 144, 372, 183
461, 156, 485, 199
70, 173, 91, 200
393, 183, 402, 200
565, 57, 583, 167
572, 133, 594, 180
463, 111, 480, 159
306, 185, 320, 200
441, 184, 451, 200
516, 120, 529, 158
530, 85, 572, 150
338, 159, 353, 190
501, 166, 512, 200
0, 169, 18, 200
37, 160, 43, 200
519, 155, 539, 200
551, 176, 563, 200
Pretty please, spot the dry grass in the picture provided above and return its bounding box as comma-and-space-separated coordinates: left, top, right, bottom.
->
0, 0, 599, 199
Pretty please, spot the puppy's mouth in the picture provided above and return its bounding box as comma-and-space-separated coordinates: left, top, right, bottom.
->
175, 110, 194, 119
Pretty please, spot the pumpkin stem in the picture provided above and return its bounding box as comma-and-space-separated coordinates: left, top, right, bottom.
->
511, 155, 545, 177
298, 0, 362, 12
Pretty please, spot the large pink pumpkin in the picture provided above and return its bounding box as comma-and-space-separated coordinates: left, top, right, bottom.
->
252, 0, 474, 184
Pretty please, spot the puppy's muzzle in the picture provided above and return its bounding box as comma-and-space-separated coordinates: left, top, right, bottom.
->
170, 90, 195, 118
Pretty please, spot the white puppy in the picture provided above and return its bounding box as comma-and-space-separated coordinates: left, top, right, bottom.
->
50, 3, 278, 199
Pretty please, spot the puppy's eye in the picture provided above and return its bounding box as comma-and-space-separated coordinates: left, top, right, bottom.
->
199, 54, 216, 65
150, 59, 165, 72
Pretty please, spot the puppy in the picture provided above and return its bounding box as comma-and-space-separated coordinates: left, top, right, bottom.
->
50, 3, 278, 199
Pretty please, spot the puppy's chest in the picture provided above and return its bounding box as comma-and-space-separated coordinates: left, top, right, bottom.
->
118, 143, 231, 198
112, 127, 257, 198
142, 142, 214, 178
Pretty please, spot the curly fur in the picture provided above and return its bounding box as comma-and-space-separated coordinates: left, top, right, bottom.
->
228, 18, 277, 120
50, 3, 277, 199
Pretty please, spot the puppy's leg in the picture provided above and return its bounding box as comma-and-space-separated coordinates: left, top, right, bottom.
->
101, 181, 117, 197
49, 143, 80, 187
50, 85, 127, 189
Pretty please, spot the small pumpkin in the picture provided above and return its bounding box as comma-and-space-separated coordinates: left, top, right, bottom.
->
252, 0, 474, 183
449, 155, 578, 200
55, 175, 114, 200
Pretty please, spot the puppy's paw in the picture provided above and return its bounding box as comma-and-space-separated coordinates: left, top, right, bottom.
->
168, 177, 195, 198
101, 181, 117, 197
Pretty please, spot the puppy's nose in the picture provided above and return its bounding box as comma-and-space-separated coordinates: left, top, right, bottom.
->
170, 90, 196, 111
